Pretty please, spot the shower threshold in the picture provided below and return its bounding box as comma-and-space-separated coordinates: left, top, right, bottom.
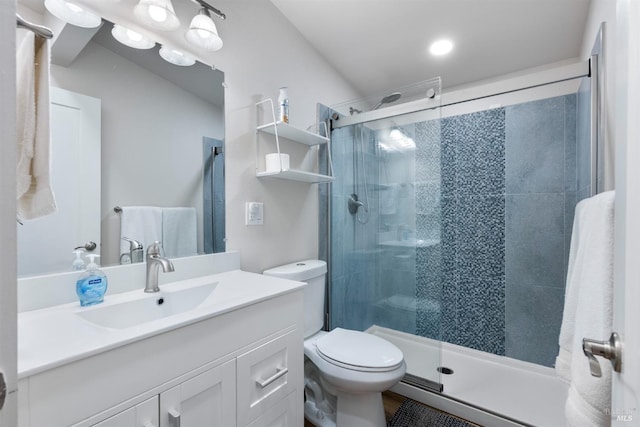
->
367, 326, 569, 427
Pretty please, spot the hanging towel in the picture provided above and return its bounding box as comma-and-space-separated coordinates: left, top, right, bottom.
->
556, 191, 615, 427
16, 31, 57, 220
119, 206, 163, 256
162, 207, 197, 258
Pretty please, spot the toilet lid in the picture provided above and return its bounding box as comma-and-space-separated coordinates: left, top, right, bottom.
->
315, 328, 403, 371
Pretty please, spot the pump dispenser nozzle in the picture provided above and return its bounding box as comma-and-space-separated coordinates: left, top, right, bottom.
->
86, 254, 100, 271
72, 249, 86, 271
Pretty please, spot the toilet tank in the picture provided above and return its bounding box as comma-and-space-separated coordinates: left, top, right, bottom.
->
263, 260, 327, 339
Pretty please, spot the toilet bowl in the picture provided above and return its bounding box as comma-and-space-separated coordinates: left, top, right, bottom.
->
264, 260, 406, 427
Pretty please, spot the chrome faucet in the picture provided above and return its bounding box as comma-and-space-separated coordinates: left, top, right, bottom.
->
145, 241, 174, 293
121, 237, 144, 264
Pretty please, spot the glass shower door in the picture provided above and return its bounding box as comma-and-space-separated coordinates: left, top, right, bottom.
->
327, 79, 443, 389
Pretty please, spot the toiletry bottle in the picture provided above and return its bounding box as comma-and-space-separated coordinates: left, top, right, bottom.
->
278, 87, 289, 123
72, 249, 86, 271
76, 254, 108, 307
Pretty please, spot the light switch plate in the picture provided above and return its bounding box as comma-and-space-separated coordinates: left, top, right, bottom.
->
245, 202, 264, 225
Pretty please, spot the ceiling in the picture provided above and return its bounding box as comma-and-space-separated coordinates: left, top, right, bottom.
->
271, 0, 591, 98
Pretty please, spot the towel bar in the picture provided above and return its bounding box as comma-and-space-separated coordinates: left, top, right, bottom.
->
16, 14, 53, 39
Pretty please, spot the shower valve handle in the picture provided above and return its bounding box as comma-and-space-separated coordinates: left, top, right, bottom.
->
582, 332, 622, 377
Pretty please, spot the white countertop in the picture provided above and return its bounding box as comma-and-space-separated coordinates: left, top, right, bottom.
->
18, 270, 305, 378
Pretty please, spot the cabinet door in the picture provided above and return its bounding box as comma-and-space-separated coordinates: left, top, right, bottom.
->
91, 396, 158, 427
160, 360, 236, 427
237, 331, 302, 426
246, 391, 298, 427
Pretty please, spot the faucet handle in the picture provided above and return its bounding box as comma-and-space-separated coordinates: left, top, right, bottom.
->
147, 241, 163, 257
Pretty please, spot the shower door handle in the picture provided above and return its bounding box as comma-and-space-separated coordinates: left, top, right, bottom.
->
582, 332, 622, 377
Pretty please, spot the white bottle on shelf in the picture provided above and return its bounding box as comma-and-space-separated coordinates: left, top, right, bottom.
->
278, 87, 289, 123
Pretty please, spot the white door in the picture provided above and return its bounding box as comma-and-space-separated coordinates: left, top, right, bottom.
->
0, 3, 18, 426
160, 360, 236, 427
16, 87, 101, 276
612, 0, 640, 424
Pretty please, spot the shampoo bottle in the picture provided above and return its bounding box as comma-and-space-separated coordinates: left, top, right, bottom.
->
76, 254, 108, 307
278, 87, 289, 123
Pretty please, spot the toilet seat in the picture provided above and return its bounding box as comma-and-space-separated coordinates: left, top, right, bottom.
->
315, 328, 404, 372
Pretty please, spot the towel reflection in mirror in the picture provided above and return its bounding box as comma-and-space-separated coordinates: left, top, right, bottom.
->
118, 206, 197, 264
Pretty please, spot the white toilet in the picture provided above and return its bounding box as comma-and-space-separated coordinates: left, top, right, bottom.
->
264, 260, 406, 427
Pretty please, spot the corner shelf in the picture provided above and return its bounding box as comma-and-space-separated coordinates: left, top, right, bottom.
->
255, 99, 334, 184
256, 121, 329, 146
256, 169, 334, 183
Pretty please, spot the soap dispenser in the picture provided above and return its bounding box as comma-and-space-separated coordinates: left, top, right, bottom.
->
72, 249, 86, 271
76, 254, 108, 307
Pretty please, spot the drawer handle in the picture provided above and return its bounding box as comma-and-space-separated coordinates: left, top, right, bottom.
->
168, 409, 181, 427
256, 367, 288, 388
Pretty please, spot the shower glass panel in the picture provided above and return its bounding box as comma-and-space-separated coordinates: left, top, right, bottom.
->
325, 76, 593, 394
327, 78, 444, 387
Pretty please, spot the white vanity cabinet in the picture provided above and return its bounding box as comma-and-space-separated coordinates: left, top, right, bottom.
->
18, 286, 304, 427
159, 359, 236, 427
90, 396, 158, 427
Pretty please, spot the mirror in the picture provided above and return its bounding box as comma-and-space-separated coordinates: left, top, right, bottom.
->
17, 18, 225, 277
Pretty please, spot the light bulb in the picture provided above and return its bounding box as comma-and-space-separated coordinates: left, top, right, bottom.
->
44, 0, 101, 28
159, 46, 195, 66
185, 9, 223, 51
133, 0, 180, 31
127, 29, 142, 42
148, 5, 167, 23
112, 24, 155, 49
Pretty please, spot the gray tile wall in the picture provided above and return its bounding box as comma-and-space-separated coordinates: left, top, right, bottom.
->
503, 95, 577, 366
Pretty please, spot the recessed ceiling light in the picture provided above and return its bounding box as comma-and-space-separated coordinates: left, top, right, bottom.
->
429, 39, 453, 56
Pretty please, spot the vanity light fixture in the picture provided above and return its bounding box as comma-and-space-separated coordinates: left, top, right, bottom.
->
159, 45, 196, 66
134, 0, 181, 31
185, 8, 223, 51
112, 24, 155, 49
44, 0, 101, 28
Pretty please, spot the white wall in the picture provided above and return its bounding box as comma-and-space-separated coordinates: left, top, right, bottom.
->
200, 1, 359, 273
50, 41, 224, 264
581, 0, 617, 191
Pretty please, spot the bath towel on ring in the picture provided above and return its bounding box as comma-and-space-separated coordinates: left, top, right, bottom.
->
556, 191, 615, 427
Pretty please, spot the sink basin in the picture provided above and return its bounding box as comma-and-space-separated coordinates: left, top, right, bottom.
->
76, 281, 218, 329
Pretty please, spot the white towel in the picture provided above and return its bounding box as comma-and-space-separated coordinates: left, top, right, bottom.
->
162, 207, 197, 258
556, 191, 615, 427
16, 31, 57, 220
119, 206, 163, 256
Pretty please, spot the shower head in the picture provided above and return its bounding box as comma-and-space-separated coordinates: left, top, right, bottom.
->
372, 92, 402, 110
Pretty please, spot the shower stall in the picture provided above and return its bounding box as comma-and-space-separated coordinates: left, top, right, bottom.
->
319, 60, 599, 425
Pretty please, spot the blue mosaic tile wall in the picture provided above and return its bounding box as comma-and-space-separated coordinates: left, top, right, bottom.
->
436, 108, 507, 355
